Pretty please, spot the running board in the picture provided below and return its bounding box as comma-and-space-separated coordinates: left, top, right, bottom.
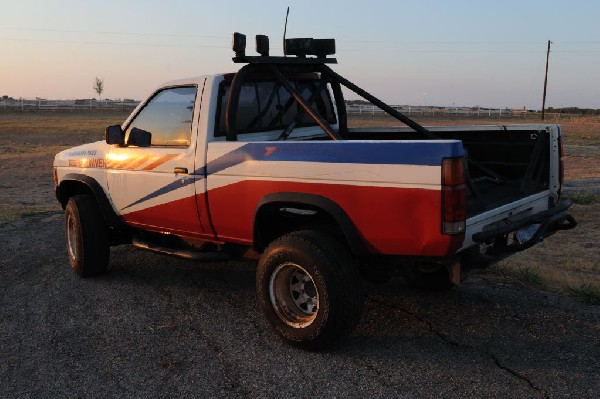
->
132, 238, 230, 262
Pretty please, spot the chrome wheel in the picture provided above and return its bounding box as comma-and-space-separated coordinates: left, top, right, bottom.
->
66, 213, 78, 264
257, 231, 364, 349
269, 262, 319, 328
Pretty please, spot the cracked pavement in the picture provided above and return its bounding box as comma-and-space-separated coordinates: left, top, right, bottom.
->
1, 213, 599, 398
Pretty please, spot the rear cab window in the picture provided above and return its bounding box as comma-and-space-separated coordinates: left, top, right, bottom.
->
214, 75, 337, 140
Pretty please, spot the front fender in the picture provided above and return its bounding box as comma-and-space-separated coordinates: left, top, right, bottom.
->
57, 174, 125, 230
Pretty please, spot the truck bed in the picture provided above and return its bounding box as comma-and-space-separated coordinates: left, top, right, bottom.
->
345, 124, 555, 217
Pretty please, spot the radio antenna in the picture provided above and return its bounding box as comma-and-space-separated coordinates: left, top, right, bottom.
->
283, 6, 290, 56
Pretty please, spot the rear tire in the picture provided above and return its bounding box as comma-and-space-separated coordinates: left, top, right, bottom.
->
256, 230, 363, 350
65, 194, 109, 277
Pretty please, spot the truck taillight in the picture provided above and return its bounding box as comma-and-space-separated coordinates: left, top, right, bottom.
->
53, 167, 58, 187
442, 157, 466, 235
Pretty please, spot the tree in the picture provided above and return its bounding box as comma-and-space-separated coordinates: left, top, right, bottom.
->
94, 77, 104, 101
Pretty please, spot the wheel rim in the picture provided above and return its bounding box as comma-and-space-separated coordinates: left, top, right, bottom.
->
269, 262, 319, 328
66, 213, 78, 264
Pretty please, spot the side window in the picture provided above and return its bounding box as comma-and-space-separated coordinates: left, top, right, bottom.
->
126, 86, 196, 147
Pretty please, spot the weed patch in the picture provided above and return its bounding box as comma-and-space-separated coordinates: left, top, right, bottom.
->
566, 191, 600, 205
565, 283, 600, 305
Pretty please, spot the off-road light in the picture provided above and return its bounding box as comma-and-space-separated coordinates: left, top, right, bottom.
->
284, 38, 336, 58
313, 39, 335, 57
232, 32, 246, 57
256, 35, 269, 56
285, 38, 313, 57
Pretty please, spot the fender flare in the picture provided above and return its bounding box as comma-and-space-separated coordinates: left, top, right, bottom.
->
254, 192, 368, 257
57, 173, 125, 230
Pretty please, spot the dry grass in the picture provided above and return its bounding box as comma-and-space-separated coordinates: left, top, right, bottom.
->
479, 203, 600, 305
0, 111, 128, 134
1, 111, 598, 304
0, 111, 129, 224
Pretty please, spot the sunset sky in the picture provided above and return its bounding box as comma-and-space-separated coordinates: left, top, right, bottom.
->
1, 0, 599, 109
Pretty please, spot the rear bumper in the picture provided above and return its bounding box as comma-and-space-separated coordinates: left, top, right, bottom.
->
469, 199, 576, 259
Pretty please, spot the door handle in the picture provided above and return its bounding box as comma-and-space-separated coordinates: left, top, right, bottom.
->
174, 167, 188, 174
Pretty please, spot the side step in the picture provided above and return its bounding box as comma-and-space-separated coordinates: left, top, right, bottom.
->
132, 237, 230, 262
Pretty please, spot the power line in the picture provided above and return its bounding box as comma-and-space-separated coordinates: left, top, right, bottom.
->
0, 37, 228, 48
3, 36, 600, 54
2, 28, 600, 54
2, 27, 229, 39
4, 27, 600, 46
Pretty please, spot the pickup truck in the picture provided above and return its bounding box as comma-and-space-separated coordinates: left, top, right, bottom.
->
53, 33, 576, 349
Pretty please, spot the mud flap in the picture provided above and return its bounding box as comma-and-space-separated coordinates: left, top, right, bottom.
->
447, 261, 461, 286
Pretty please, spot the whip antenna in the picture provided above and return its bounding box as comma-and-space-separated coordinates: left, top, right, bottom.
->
283, 6, 290, 56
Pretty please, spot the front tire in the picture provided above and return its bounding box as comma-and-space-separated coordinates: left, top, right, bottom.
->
256, 231, 363, 350
65, 194, 109, 277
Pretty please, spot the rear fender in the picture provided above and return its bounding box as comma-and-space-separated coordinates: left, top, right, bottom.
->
253, 192, 368, 256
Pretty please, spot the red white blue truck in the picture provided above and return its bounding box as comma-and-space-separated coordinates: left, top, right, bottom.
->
53, 33, 576, 349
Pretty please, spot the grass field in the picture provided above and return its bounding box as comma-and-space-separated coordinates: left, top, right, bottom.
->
0, 112, 128, 223
1, 111, 598, 304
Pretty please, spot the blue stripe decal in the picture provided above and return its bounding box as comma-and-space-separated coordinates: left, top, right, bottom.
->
123, 141, 464, 210
205, 141, 464, 175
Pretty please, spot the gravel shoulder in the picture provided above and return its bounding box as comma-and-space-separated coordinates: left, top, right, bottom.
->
1, 213, 598, 398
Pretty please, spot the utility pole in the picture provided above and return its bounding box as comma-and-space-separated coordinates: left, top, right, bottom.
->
541, 40, 552, 120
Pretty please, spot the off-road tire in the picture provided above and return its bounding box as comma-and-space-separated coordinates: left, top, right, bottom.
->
65, 194, 109, 277
256, 230, 363, 351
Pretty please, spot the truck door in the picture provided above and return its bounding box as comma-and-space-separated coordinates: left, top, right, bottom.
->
106, 84, 209, 237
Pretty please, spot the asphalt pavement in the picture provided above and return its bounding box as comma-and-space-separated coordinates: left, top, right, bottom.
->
1, 213, 598, 398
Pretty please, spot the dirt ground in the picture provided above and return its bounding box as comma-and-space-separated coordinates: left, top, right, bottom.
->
1, 111, 599, 397
2, 212, 598, 398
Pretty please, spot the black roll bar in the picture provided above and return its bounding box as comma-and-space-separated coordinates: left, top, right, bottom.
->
226, 57, 436, 141
268, 65, 342, 141
318, 64, 438, 140
225, 63, 262, 141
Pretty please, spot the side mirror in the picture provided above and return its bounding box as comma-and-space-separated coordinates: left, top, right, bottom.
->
127, 127, 151, 147
105, 125, 124, 145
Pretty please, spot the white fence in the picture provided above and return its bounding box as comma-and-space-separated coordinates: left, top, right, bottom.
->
0, 98, 575, 120
1, 99, 140, 111
345, 104, 526, 118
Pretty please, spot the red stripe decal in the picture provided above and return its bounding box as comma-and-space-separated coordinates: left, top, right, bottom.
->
206, 180, 462, 256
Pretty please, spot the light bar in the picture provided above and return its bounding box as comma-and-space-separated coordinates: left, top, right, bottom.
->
231, 32, 336, 60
